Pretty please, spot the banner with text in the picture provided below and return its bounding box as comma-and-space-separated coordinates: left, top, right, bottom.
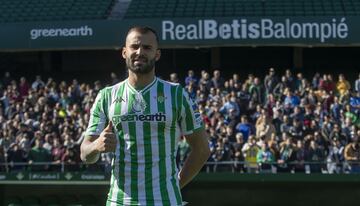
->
0, 17, 360, 51
0, 172, 108, 182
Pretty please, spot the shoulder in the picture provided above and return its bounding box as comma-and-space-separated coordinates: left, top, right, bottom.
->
156, 78, 185, 92
157, 78, 180, 87
99, 80, 126, 96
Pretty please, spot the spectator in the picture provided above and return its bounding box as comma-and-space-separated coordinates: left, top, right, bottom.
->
31, 75, 45, 90
306, 140, 325, 173
232, 133, 245, 172
264, 67, 278, 95
294, 140, 307, 173
110, 72, 119, 85
336, 74, 351, 103
0, 146, 6, 172
185, 69, 198, 86
199, 71, 212, 91
61, 147, 79, 171
355, 73, 360, 93
2, 72, 13, 88
344, 137, 360, 173
327, 138, 344, 174
249, 77, 264, 104
256, 142, 275, 173
220, 94, 240, 117
273, 75, 288, 99
284, 89, 300, 108
255, 113, 276, 141
319, 74, 336, 94
169, 73, 179, 83
312, 72, 321, 89
28, 139, 51, 171
242, 135, 260, 173
211, 70, 225, 89
6, 143, 26, 171
277, 137, 296, 172
235, 115, 253, 142
214, 137, 232, 172
177, 137, 190, 168
289, 118, 304, 141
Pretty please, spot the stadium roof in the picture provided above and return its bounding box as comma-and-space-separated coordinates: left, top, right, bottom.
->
0, 0, 359, 23
0, 0, 114, 23
124, 0, 360, 19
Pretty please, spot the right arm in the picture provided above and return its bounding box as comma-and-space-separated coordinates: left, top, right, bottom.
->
80, 135, 101, 164
80, 122, 116, 164
80, 88, 116, 164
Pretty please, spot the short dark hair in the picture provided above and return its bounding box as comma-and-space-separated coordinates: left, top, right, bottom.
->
126, 26, 159, 45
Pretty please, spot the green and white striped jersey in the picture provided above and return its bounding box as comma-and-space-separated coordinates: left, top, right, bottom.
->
86, 77, 204, 206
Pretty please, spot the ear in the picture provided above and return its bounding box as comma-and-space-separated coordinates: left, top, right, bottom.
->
121, 47, 126, 59
155, 49, 161, 61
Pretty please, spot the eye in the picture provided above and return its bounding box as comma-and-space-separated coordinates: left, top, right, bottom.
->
130, 44, 139, 50
143, 45, 152, 50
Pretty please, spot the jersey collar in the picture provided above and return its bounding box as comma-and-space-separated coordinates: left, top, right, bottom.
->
126, 77, 157, 94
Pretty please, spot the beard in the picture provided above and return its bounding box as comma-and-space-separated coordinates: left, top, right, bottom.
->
126, 55, 156, 74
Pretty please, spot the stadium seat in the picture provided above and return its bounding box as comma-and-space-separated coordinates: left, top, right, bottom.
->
60, 195, 80, 205
5, 196, 22, 206
0, 0, 114, 23
22, 196, 41, 206
78, 194, 98, 206
41, 195, 60, 206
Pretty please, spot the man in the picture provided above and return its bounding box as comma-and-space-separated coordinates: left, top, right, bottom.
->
80, 26, 210, 206
264, 67, 278, 95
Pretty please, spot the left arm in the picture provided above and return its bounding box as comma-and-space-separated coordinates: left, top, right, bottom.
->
178, 128, 210, 189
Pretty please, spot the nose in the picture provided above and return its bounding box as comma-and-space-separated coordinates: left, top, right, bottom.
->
135, 46, 144, 56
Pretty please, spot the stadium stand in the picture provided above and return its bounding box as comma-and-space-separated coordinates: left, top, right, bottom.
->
123, 0, 360, 19
0, 69, 359, 174
0, 0, 115, 23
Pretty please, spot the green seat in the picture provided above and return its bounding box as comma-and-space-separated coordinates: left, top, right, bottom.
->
5, 196, 22, 206
60, 195, 80, 205
42, 195, 60, 206
22, 196, 41, 206
78, 194, 98, 206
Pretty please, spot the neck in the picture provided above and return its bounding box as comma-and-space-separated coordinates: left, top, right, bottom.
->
127, 69, 156, 90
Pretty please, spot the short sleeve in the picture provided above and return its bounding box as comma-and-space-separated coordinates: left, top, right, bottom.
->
85, 89, 108, 136
178, 86, 204, 135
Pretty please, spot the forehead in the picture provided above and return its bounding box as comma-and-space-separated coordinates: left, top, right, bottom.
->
125, 30, 158, 47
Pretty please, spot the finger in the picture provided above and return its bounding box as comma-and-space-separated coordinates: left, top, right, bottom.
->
105, 144, 117, 152
103, 121, 113, 132
103, 133, 116, 139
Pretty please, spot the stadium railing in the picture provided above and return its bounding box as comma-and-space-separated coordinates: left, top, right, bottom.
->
0, 161, 357, 174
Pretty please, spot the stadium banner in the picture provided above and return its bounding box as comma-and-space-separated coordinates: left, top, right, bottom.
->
1, 16, 360, 50
0, 172, 108, 182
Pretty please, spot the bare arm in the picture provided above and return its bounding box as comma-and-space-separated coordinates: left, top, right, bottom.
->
80, 135, 101, 164
178, 128, 210, 188
80, 121, 116, 164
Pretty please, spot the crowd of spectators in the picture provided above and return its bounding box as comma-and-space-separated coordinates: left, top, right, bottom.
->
0, 72, 104, 172
0, 69, 359, 174
175, 68, 360, 174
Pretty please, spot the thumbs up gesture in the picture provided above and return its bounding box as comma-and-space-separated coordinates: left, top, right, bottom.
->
95, 121, 117, 153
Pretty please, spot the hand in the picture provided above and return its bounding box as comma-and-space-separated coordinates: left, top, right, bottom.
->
95, 121, 117, 153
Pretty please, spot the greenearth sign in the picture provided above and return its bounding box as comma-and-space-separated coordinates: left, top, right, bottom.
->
0, 17, 359, 51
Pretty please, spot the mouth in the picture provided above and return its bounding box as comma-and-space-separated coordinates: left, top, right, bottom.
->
133, 57, 147, 65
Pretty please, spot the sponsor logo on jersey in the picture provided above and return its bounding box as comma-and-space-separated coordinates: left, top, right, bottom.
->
112, 112, 167, 123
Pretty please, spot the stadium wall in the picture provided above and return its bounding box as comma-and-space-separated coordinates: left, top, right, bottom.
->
2, 174, 360, 206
